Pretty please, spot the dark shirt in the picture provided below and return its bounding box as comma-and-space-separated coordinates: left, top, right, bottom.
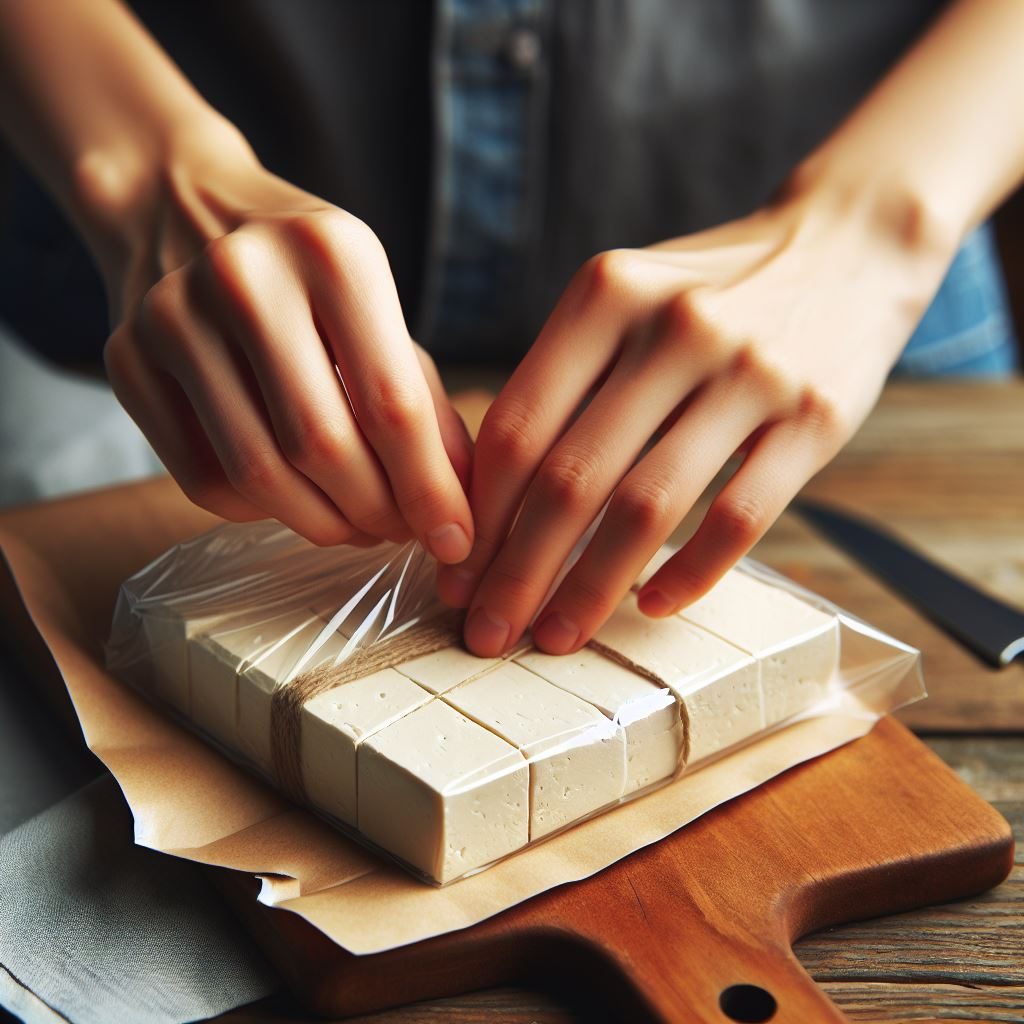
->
0, 0, 952, 366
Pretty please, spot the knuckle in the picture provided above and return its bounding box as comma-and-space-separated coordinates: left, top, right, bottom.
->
138, 276, 185, 338
361, 378, 429, 437
478, 400, 536, 471
580, 248, 638, 300
481, 559, 535, 605
224, 447, 281, 499
798, 387, 849, 447
534, 452, 599, 513
289, 209, 381, 263
732, 346, 799, 408
610, 478, 676, 535
202, 232, 257, 287
661, 290, 723, 354
558, 573, 617, 618
280, 414, 348, 472
711, 492, 765, 546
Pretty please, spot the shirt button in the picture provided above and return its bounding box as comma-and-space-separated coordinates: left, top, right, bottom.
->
504, 27, 541, 70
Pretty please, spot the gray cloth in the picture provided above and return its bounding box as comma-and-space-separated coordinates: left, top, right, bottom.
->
0, 325, 163, 508
0, 658, 278, 1024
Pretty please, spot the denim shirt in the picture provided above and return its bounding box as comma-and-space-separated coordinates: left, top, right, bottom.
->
0, 0, 1017, 374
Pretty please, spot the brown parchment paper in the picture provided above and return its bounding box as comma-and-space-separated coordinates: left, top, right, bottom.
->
0, 476, 922, 955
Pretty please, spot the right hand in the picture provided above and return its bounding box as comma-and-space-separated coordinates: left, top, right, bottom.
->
100, 137, 473, 558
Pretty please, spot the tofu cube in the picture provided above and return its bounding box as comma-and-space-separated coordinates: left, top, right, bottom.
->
515, 646, 682, 793
594, 601, 762, 765
395, 645, 499, 694
358, 699, 529, 883
189, 608, 321, 747
139, 602, 228, 713
681, 569, 839, 727
444, 662, 627, 840
300, 668, 431, 826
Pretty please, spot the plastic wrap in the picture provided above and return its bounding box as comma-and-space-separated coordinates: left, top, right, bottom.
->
107, 520, 923, 885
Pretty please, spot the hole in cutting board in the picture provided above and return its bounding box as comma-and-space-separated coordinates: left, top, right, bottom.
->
718, 983, 777, 1022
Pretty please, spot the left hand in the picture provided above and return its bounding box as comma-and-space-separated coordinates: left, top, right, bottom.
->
437, 183, 954, 656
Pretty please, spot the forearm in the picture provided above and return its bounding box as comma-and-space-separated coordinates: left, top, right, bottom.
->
0, 0, 251, 276
790, 0, 1024, 258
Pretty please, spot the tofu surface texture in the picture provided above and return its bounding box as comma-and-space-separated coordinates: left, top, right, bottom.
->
301, 668, 431, 826
681, 569, 839, 727
358, 698, 529, 883
515, 646, 682, 793
395, 645, 499, 694
445, 662, 627, 839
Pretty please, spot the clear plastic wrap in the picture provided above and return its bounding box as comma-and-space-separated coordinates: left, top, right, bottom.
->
107, 520, 923, 885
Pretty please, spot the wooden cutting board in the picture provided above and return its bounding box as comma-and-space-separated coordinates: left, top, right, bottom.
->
218, 716, 1014, 1023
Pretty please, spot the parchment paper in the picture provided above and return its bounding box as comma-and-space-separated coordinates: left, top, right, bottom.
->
0, 476, 924, 955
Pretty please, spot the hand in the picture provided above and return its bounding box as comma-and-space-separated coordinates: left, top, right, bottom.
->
437, 183, 954, 655
100, 137, 473, 557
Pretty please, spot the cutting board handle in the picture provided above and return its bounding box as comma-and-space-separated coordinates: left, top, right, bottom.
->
543, 873, 848, 1023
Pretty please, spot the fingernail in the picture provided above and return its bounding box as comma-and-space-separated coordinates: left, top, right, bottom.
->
465, 606, 510, 656
437, 565, 476, 608
426, 522, 471, 563
533, 612, 580, 655
638, 588, 676, 617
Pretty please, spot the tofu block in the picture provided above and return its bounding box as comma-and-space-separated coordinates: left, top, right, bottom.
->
680, 569, 839, 727
139, 602, 228, 713
237, 615, 349, 774
301, 669, 431, 826
445, 663, 627, 840
515, 646, 682, 793
359, 699, 529, 883
395, 645, 499, 694
189, 608, 320, 746
594, 602, 762, 764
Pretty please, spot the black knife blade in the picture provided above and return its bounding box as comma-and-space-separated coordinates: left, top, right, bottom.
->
793, 499, 1024, 668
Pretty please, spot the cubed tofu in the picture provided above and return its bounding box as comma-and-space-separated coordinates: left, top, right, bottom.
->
594, 602, 762, 764
301, 668, 431, 826
139, 602, 228, 713
358, 699, 529, 883
395, 645, 499, 694
680, 569, 839, 727
189, 608, 321, 747
515, 646, 682, 793
444, 662, 627, 840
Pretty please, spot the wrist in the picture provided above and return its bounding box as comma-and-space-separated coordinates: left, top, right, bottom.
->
775, 150, 963, 282
69, 106, 260, 284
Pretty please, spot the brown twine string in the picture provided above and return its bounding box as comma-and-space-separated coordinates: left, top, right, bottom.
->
269, 610, 692, 802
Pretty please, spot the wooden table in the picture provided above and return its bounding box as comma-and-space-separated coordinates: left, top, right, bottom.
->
219, 380, 1024, 1023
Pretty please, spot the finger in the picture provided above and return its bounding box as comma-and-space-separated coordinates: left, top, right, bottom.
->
301, 214, 473, 562
194, 234, 409, 542
413, 342, 474, 495
104, 324, 266, 523
436, 250, 667, 610
460, 315, 720, 656
638, 405, 842, 614
529, 375, 773, 654
137, 277, 372, 547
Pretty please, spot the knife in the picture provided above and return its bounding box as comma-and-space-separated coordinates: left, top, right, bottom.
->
792, 499, 1024, 668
